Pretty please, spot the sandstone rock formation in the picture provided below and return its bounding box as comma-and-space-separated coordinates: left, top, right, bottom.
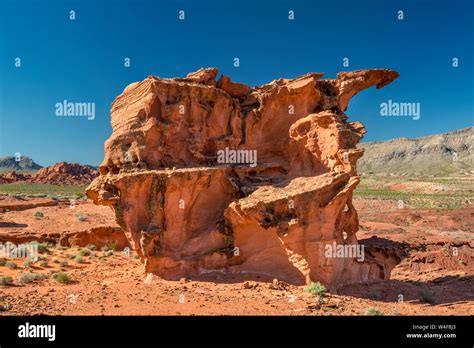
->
31, 162, 98, 185
0, 171, 31, 184
87, 67, 400, 288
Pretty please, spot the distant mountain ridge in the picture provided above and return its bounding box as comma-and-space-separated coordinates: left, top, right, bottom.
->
358, 127, 474, 176
0, 156, 42, 172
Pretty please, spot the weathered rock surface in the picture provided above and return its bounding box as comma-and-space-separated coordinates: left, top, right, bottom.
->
87, 67, 400, 288
0, 171, 31, 184
31, 162, 98, 185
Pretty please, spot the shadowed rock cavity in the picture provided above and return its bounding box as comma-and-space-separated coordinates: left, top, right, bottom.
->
87, 67, 400, 289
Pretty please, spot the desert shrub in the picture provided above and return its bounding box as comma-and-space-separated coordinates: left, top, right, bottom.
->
52, 257, 60, 263
74, 255, 85, 263
0, 258, 6, 266
52, 272, 71, 284
86, 244, 97, 250
39, 260, 48, 267
5, 261, 17, 269
365, 307, 383, 316
59, 259, 68, 268
0, 276, 13, 286
104, 250, 114, 257
23, 260, 33, 269
102, 242, 116, 252
29, 241, 48, 254
79, 248, 91, 256
19, 272, 45, 284
306, 282, 327, 306
75, 213, 88, 221
33, 211, 44, 220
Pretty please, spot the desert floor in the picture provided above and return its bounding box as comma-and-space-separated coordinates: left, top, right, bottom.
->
0, 176, 472, 315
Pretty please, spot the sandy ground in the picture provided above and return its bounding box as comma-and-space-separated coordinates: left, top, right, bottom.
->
0, 195, 472, 316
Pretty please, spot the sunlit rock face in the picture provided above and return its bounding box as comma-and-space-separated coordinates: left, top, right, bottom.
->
87, 67, 401, 288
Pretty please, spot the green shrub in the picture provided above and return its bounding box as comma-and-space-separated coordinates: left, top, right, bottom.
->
306, 282, 327, 296
29, 241, 48, 253
79, 249, 91, 256
5, 261, 17, 269
33, 211, 44, 220
19, 272, 45, 284
75, 212, 88, 221
86, 244, 97, 250
365, 307, 383, 316
52, 272, 71, 284
74, 255, 85, 263
104, 250, 114, 257
102, 242, 116, 252
0, 258, 6, 266
306, 282, 327, 307
39, 260, 48, 267
0, 276, 13, 286
23, 260, 33, 269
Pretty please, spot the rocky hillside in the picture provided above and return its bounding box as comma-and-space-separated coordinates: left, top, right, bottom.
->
0, 156, 42, 172
30, 162, 99, 185
358, 127, 474, 176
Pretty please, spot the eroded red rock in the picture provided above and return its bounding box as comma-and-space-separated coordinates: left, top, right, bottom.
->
0, 171, 31, 184
31, 162, 98, 185
87, 67, 400, 288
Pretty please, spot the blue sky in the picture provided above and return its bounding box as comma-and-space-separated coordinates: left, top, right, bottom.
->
1, 0, 472, 166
